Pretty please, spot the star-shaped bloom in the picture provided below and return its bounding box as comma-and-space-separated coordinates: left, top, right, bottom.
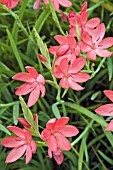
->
12, 66, 46, 107
80, 24, 113, 60
2, 126, 37, 164
54, 57, 90, 90
41, 117, 79, 164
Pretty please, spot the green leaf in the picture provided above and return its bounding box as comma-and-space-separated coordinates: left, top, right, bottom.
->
107, 57, 113, 81
13, 101, 19, 125
0, 124, 11, 135
52, 103, 61, 119
98, 150, 113, 165
65, 102, 113, 147
6, 29, 25, 72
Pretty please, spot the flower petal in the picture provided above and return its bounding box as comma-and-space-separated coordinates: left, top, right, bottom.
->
46, 118, 56, 130
52, 0, 59, 11
54, 117, 69, 130
92, 23, 105, 44
54, 35, 68, 44
68, 78, 84, 91
95, 104, 113, 116
82, 32, 92, 46
41, 129, 51, 140
25, 145, 32, 164
98, 37, 113, 49
72, 72, 90, 83
59, 0, 72, 7
49, 46, 59, 55
60, 125, 79, 137
33, 0, 41, 10
57, 44, 69, 56
80, 42, 92, 52
7, 126, 26, 139
105, 120, 113, 131
25, 66, 39, 79
104, 90, 113, 102
30, 140, 37, 154
68, 57, 86, 73
86, 18, 100, 28
40, 83, 46, 97
12, 73, 35, 82
60, 77, 69, 89
96, 49, 112, 57
6, 145, 26, 163
27, 85, 40, 107
54, 65, 64, 78
55, 133, 71, 151
53, 150, 64, 165
15, 83, 36, 96
36, 74, 45, 84
87, 50, 96, 60
2, 136, 25, 148
80, 11, 88, 25
47, 135, 57, 152
48, 149, 52, 158
60, 58, 68, 73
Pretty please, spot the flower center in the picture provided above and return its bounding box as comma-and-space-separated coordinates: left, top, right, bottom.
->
51, 130, 55, 135
27, 140, 30, 144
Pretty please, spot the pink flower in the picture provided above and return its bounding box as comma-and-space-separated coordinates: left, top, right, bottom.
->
80, 23, 113, 60
49, 35, 80, 64
33, 0, 72, 11
12, 66, 46, 107
95, 90, 113, 131
68, 2, 100, 36
41, 117, 79, 164
2, 126, 37, 164
54, 57, 90, 90
0, 0, 20, 9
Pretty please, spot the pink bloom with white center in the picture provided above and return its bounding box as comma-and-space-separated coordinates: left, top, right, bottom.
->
41, 117, 79, 164
0, 0, 20, 9
54, 57, 90, 90
12, 66, 46, 107
49, 35, 80, 64
2, 126, 37, 164
33, 0, 72, 11
80, 23, 113, 60
95, 90, 113, 131
68, 2, 100, 37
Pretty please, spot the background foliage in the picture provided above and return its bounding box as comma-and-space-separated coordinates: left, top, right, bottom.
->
0, 0, 113, 169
